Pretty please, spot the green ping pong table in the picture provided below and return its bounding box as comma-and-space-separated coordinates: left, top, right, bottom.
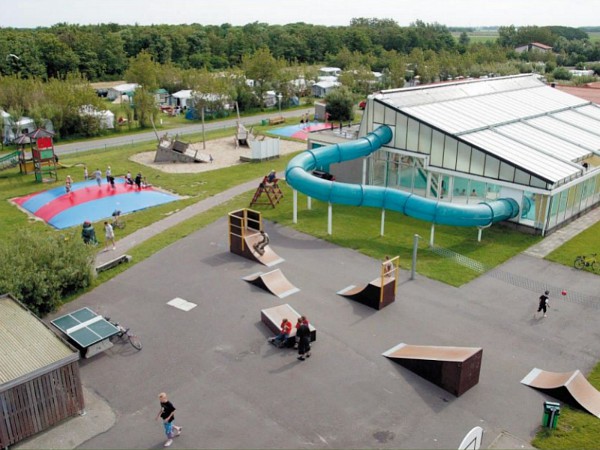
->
51, 307, 120, 358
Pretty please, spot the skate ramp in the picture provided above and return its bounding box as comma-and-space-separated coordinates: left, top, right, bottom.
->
243, 231, 284, 267
521, 368, 600, 418
382, 343, 483, 397
243, 269, 300, 299
337, 276, 395, 310
260, 303, 317, 344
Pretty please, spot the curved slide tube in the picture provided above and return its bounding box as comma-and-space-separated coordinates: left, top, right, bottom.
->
285, 125, 520, 227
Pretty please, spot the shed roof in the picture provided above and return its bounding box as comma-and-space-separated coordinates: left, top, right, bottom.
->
376, 74, 600, 184
0, 295, 78, 386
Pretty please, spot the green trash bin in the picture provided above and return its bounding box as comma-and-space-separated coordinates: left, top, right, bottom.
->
542, 401, 561, 429
261, 119, 268, 126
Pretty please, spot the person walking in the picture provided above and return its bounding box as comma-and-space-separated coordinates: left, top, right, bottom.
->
297, 318, 311, 361
104, 221, 116, 251
535, 290, 550, 318
83, 165, 88, 180
94, 168, 102, 187
106, 165, 112, 184
155, 392, 182, 447
65, 175, 73, 194
135, 172, 143, 189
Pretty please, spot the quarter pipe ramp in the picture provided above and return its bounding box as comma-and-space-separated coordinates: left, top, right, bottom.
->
337, 276, 395, 310
521, 368, 600, 418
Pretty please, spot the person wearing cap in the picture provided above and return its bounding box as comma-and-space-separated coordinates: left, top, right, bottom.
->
535, 290, 550, 318
266, 169, 277, 184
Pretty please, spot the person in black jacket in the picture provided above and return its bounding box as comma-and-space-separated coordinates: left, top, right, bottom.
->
296, 316, 311, 361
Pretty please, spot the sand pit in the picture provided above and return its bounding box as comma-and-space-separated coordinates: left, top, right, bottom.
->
130, 135, 306, 174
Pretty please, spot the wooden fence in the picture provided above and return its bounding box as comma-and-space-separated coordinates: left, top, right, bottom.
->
0, 362, 84, 448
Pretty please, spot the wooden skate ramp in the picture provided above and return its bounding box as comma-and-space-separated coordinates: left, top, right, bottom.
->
260, 303, 317, 346
243, 269, 299, 299
521, 368, 600, 418
242, 231, 284, 267
382, 343, 483, 397
337, 276, 395, 310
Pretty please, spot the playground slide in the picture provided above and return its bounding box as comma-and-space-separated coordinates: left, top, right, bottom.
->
285, 125, 520, 227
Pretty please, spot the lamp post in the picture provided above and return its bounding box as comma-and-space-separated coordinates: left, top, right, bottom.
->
277, 93, 282, 116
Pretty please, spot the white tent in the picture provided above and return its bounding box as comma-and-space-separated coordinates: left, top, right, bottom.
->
107, 83, 139, 101
80, 106, 115, 129
171, 90, 193, 108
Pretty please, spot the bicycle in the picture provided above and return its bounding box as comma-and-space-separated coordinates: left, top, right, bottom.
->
105, 317, 142, 350
112, 210, 126, 230
574, 253, 597, 272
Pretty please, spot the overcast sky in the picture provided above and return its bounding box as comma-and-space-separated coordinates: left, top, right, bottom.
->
2, 0, 598, 28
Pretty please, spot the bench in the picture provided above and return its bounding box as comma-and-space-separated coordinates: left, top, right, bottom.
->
261, 303, 316, 347
268, 117, 285, 125
95, 254, 132, 273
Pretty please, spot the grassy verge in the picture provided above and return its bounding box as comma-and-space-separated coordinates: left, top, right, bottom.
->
545, 221, 600, 270
531, 362, 600, 449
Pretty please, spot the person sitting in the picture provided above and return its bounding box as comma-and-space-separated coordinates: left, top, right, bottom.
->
266, 170, 277, 184
81, 221, 97, 245
269, 318, 292, 348
125, 171, 134, 185
253, 230, 270, 255
383, 255, 393, 278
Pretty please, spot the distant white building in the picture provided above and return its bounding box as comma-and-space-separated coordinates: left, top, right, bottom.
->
319, 67, 342, 77
107, 83, 139, 101
569, 69, 595, 77
171, 90, 193, 108
312, 81, 341, 98
514, 42, 553, 53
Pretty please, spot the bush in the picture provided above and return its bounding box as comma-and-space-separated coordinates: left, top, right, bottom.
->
0, 228, 96, 316
553, 67, 573, 80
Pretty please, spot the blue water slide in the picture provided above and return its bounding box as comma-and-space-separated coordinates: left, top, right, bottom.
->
285, 125, 521, 227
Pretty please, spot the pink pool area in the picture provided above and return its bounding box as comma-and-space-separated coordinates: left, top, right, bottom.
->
269, 122, 334, 140
12, 179, 180, 229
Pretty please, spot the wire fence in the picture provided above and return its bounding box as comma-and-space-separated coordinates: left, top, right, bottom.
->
427, 245, 600, 308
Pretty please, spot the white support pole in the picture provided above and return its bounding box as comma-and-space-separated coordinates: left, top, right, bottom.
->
307, 196, 312, 210
362, 158, 367, 185
477, 228, 482, 242
293, 189, 298, 224
426, 172, 432, 198
429, 223, 435, 247
327, 202, 333, 235
380, 209, 385, 236
448, 176, 454, 201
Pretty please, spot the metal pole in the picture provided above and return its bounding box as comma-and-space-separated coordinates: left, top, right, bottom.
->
307, 196, 312, 210
380, 209, 385, 236
293, 189, 298, 223
411, 234, 421, 280
327, 202, 332, 235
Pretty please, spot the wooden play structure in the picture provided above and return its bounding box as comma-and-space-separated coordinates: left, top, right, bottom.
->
154, 134, 211, 164
228, 208, 284, 267
249, 175, 283, 208
16, 129, 58, 182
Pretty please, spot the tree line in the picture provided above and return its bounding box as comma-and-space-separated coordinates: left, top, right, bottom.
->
1, 20, 598, 140
1, 20, 596, 82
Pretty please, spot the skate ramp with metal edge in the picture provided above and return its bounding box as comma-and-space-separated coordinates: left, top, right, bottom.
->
243, 269, 300, 299
261, 303, 317, 347
337, 276, 396, 310
382, 343, 483, 397
521, 368, 600, 418
242, 231, 284, 267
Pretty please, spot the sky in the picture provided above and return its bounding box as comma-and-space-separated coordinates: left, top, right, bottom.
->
2, 0, 598, 29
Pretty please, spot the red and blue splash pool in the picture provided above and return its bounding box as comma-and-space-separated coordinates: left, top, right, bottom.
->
12, 179, 180, 230
269, 121, 333, 140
